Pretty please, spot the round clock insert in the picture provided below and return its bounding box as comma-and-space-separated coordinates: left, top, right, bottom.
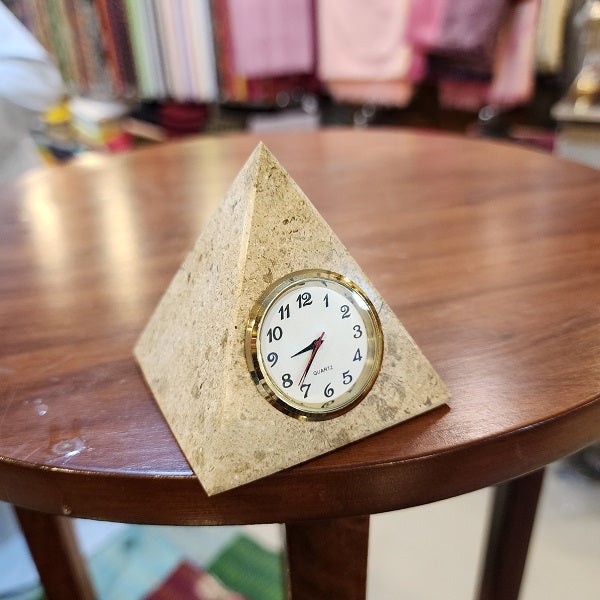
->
245, 269, 384, 420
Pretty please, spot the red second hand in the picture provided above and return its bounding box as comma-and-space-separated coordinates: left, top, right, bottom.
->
299, 332, 325, 386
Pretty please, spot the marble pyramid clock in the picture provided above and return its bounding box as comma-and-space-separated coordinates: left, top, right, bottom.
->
134, 142, 450, 495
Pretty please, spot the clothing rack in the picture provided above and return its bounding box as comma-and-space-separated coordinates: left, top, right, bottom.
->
7, 0, 567, 114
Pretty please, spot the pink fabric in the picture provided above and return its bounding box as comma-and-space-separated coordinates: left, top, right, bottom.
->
407, 52, 428, 82
437, 0, 540, 110
488, 0, 540, 107
317, 0, 412, 81
438, 78, 490, 111
227, 0, 314, 78
327, 79, 414, 107
433, 0, 507, 66
405, 0, 449, 50
317, 0, 413, 105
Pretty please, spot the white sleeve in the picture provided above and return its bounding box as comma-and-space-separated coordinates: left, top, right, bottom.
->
0, 3, 65, 112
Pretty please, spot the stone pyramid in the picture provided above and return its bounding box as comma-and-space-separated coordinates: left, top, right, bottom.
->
134, 143, 450, 495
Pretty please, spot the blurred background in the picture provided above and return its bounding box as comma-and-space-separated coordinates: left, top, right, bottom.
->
2, 0, 600, 171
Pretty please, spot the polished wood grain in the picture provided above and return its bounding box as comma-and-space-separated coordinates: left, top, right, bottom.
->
1, 129, 598, 524
15, 507, 95, 600
1, 129, 599, 598
285, 516, 369, 599
477, 470, 545, 600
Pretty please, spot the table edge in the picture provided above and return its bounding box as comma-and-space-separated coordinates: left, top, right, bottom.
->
1, 394, 598, 525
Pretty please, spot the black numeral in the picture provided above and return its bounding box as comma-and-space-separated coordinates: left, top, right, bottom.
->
324, 383, 334, 398
282, 373, 293, 388
323, 293, 329, 307
353, 324, 363, 338
342, 370, 353, 385
353, 348, 363, 362
296, 292, 312, 308
267, 326, 283, 342
278, 304, 290, 320
340, 304, 350, 319
267, 352, 278, 366
300, 383, 311, 398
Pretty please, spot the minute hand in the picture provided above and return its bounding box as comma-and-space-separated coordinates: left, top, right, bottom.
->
298, 332, 325, 386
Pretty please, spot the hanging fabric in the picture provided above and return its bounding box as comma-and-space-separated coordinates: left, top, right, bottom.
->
211, 0, 318, 105
407, 0, 541, 111
227, 0, 314, 78
317, 0, 414, 106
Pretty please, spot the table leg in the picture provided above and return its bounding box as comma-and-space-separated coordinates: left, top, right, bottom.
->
477, 469, 545, 600
284, 515, 369, 600
15, 507, 96, 600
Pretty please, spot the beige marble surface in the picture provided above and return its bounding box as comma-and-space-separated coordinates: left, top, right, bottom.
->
134, 143, 450, 495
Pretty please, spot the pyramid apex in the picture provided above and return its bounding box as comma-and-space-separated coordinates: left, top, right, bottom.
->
238, 141, 278, 182
252, 140, 275, 162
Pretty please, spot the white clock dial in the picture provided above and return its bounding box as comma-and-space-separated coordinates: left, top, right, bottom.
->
246, 270, 384, 420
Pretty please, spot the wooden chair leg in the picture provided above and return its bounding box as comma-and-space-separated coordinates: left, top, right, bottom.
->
284, 515, 369, 600
477, 469, 545, 600
15, 507, 96, 600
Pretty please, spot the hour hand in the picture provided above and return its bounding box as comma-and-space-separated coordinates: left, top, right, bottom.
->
290, 340, 315, 358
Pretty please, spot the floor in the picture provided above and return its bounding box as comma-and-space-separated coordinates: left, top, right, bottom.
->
366, 460, 600, 599
0, 459, 598, 599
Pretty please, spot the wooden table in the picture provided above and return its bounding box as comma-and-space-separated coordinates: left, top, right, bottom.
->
1, 129, 599, 599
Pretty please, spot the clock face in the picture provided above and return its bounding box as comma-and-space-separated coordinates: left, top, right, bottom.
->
245, 270, 384, 420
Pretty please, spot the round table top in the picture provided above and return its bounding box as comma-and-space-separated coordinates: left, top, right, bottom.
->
1, 128, 599, 525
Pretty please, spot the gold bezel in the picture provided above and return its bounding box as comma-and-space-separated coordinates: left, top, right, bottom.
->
245, 269, 384, 421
